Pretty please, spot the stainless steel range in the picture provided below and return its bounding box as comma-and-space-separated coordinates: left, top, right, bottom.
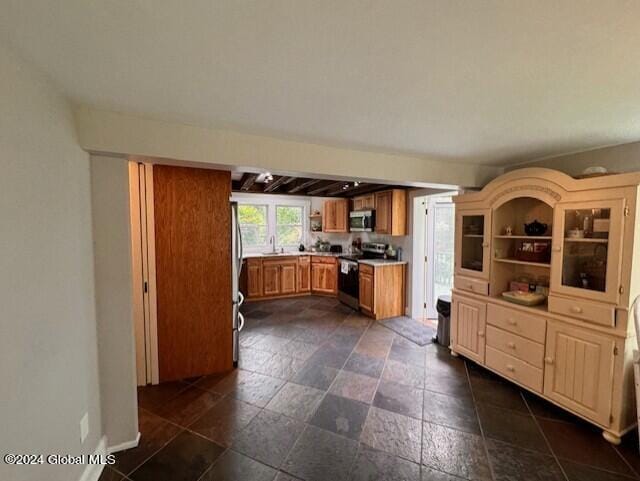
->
337, 242, 387, 310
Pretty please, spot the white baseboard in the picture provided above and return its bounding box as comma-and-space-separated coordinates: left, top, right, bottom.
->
108, 432, 141, 454
78, 436, 107, 481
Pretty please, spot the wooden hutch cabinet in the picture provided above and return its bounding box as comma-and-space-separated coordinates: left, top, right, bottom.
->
451, 168, 640, 445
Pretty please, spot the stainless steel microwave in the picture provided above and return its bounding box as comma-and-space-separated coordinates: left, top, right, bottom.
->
349, 210, 375, 232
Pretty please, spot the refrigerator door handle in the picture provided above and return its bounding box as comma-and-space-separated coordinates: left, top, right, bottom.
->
238, 291, 244, 307
238, 312, 245, 332
236, 221, 243, 275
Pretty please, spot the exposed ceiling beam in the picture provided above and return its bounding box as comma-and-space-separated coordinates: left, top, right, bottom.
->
263, 176, 294, 193
239, 173, 258, 191
288, 178, 322, 194
307, 181, 347, 196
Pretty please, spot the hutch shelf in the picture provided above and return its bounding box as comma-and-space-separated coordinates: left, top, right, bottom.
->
451, 168, 640, 445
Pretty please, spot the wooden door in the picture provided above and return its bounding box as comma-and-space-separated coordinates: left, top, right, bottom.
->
325, 263, 338, 293
281, 261, 297, 294
454, 209, 491, 280
543, 321, 615, 426
359, 272, 374, 312
375, 191, 392, 234
153, 165, 232, 381
549, 199, 625, 304
298, 257, 311, 292
312, 263, 336, 293
247, 259, 263, 297
263, 261, 281, 296
451, 296, 486, 363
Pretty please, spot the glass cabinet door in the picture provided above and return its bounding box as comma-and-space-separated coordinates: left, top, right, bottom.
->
550, 199, 625, 303
455, 209, 491, 279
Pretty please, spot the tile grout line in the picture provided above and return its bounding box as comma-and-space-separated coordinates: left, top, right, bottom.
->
521, 391, 570, 481
464, 360, 498, 481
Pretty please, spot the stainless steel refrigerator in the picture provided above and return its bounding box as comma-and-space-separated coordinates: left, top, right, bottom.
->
231, 202, 245, 367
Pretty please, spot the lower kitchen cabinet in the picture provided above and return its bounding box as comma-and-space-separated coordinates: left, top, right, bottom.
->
246, 258, 263, 297
543, 320, 615, 426
358, 263, 406, 320
297, 256, 311, 292
451, 296, 486, 364
280, 260, 298, 294
262, 260, 282, 296
311, 257, 337, 294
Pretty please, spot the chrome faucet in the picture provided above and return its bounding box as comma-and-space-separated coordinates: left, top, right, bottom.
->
270, 235, 277, 253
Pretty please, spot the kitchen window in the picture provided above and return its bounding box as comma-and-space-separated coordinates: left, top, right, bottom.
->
238, 204, 268, 249
234, 195, 309, 252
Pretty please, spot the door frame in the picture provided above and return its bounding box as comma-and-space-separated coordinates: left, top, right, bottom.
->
425, 196, 455, 319
129, 161, 159, 386
410, 192, 457, 320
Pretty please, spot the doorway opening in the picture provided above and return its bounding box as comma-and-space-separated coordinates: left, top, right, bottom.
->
411, 193, 455, 326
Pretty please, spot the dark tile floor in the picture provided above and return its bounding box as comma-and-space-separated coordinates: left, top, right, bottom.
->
101, 296, 640, 481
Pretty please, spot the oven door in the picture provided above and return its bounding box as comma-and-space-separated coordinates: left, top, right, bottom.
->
338, 260, 359, 298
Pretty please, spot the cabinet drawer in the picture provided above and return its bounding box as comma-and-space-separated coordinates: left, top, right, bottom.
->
311, 256, 337, 264
486, 346, 543, 393
547, 295, 615, 327
359, 263, 374, 276
454, 276, 489, 295
486, 326, 544, 369
487, 304, 546, 343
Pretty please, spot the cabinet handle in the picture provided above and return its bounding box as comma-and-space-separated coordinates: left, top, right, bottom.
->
552, 246, 561, 252
481, 242, 489, 248
507, 341, 516, 349
478, 331, 485, 337
570, 306, 583, 314
467, 283, 474, 290
507, 318, 517, 326
545, 357, 554, 365
506, 364, 515, 372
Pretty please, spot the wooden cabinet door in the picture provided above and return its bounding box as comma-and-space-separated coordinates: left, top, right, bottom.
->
334, 199, 348, 232
353, 194, 375, 211
246, 260, 263, 297
543, 321, 615, 426
280, 261, 297, 294
375, 191, 392, 234
359, 272, 374, 312
298, 257, 311, 292
323, 200, 336, 232
312, 263, 337, 293
263, 262, 281, 296
549, 199, 625, 304
451, 296, 486, 363
454, 208, 491, 280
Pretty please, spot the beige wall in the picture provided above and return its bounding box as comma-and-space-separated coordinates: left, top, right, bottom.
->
508, 141, 640, 176
74, 106, 502, 189
90, 156, 138, 448
0, 42, 102, 480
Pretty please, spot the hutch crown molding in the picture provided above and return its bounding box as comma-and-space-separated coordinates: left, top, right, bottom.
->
451, 167, 640, 445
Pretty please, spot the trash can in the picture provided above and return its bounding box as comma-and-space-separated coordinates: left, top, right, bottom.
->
435, 294, 452, 347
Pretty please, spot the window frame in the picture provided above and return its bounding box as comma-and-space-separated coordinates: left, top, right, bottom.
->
232, 193, 310, 253
237, 203, 269, 251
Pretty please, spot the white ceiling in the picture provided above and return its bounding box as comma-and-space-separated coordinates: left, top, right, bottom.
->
2, 1, 640, 166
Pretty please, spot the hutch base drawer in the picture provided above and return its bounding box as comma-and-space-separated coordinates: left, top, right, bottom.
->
485, 346, 543, 393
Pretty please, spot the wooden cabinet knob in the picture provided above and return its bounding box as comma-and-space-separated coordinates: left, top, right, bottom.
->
507, 319, 517, 326
506, 364, 515, 372
570, 306, 583, 314
507, 341, 516, 349
545, 357, 554, 365
467, 283, 474, 290
482, 242, 489, 248
478, 331, 485, 337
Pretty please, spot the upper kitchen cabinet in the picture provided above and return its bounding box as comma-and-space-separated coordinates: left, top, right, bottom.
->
323, 198, 349, 233
550, 199, 625, 304
455, 209, 491, 280
374, 189, 407, 235
352, 194, 375, 211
